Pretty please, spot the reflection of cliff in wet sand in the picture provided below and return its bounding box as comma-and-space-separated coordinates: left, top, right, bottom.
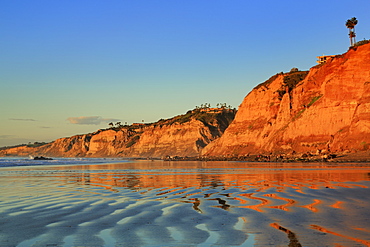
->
2, 161, 369, 246
53, 161, 370, 214
270, 223, 302, 247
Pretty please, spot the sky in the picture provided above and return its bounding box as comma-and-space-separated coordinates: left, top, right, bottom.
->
1, 0, 370, 147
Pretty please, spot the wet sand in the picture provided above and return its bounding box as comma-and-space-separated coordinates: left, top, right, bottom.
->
1, 161, 370, 246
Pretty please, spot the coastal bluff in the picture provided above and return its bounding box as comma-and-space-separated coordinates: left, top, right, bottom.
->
2, 43, 370, 159
1, 108, 236, 158
202, 43, 370, 156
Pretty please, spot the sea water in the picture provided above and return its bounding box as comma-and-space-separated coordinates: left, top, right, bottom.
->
0, 156, 127, 167
0, 159, 369, 246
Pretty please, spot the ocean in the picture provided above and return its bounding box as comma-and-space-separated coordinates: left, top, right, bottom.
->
0, 158, 369, 246
0, 156, 127, 168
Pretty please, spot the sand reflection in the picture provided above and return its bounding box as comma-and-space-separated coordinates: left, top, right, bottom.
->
1, 161, 370, 246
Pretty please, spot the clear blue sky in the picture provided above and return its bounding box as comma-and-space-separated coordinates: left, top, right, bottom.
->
1, 0, 369, 147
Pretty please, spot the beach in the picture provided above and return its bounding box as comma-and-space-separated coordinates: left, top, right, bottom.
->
0, 159, 370, 246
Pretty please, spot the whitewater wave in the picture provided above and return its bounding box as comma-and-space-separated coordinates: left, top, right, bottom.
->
0, 157, 128, 167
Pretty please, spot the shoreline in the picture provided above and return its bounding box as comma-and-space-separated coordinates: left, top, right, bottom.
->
164, 150, 370, 163
1, 150, 369, 163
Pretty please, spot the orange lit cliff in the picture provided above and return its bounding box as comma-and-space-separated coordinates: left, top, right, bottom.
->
0, 108, 236, 158
202, 43, 370, 156
1, 43, 370, 158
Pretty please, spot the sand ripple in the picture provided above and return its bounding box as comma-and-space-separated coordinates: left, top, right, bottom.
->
0, 161, 370, 246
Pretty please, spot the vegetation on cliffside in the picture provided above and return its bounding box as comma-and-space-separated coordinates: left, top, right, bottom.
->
154, 105, 236, 129
277, 70, 309, 100
0, 105, 237, 158
0, 142, 49, 151
203, 42, 370, 157
253, 68, 309, 98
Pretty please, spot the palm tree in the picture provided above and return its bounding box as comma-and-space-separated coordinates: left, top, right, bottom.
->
346, 17, 358, 47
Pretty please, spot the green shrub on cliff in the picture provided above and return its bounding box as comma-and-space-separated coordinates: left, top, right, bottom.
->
283, 71, 309, 91
276, 70, 309, 100
307, 95, 322, 107
154, 107, 236, 128
353, 39, 369, 47
26, 142, 48, 147
126, 135, 140, 148
254, 70, 308, 99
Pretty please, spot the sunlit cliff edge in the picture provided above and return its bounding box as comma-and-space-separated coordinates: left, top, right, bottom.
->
202, 43, 370, 156
2, 43, 370, 159
0, 108, 236, 158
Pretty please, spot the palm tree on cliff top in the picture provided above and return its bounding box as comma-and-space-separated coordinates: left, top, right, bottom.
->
346, 17, 358, 47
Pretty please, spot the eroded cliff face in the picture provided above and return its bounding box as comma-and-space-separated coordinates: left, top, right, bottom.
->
1, 108, 236, 158
203, 43, 370, 156
2, 44, 369, 158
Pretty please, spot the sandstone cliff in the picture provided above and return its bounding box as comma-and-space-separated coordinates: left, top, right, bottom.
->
1, 108, 236, 158
2, 43, 370, 159
202, 43, 370, 156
